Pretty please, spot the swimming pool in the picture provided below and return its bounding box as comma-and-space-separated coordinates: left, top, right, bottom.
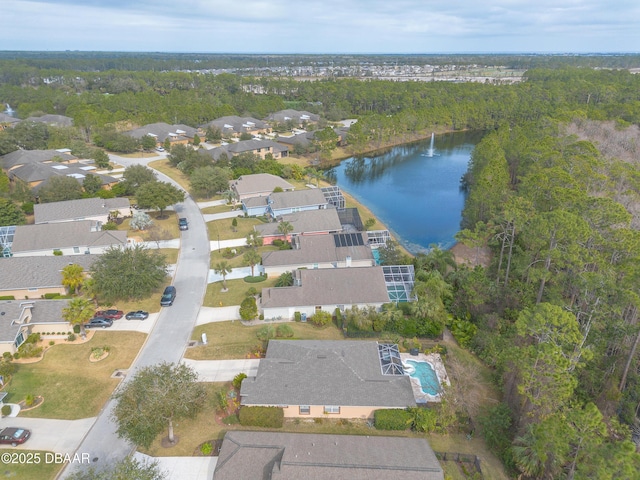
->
404, 360, 441, 396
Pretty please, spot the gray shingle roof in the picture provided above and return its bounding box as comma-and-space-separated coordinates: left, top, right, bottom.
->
11, 221, 127, 253
1, 149, 77, 169
269, 189, 327, 211
207, 139, 288, 161
231, 173, 294, 197
261, 233, 372, 267
266, 109, 320, 124
255, 209, 342, 236
214, 431, 444, 480
0, 300, 70, 343
34, 198, 130, 224
0, 255, 99, 291
201, 116, 270, 133
241, 340, 415, 409
24, 114, 73, 127
261, 267, 389, 308
125, 122, 197, 142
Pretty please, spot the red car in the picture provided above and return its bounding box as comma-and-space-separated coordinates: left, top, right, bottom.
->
95, 309, 124, 320
0, 427, 31, 446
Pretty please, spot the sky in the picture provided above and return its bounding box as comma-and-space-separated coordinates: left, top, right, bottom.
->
3, 0, 640, 54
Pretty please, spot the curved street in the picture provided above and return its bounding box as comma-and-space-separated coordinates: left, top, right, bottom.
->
61, 154, 212, 476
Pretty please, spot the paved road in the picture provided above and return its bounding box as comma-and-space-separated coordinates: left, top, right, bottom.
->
61, 157, 212, 477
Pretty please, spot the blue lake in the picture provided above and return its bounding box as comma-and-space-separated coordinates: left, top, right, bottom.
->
326, 131, 483, 254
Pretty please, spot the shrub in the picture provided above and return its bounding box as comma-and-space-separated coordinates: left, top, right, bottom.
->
0, 296, 15, 301
12, 352, 19, 360
450, 318, 478, 348
17, 342, 43, 359
53, 249, 63, 256
243, 275, 266, 284
232, 373, 247, 390
44, 293, 61, 299
0, 359, 16, 377
216, 390, 228, 412
200, 442, 213, 455
222, 248, 235, 259
294, 311, 301, 322
310, 310, 332, 327
67, 333, 77, 342
256, 325, 275, 343
1, 405, 11, 417
374, 409, 412, 430
276, 324, 294, 338
272, 239, 285, 247
239, 297, 258, 321
73, 325, 81, 334
2, 352, 12, 360
49, 340, 55, 346
239, 406, 284, 428
25, 394, 34, 407
245, 287, 258, 297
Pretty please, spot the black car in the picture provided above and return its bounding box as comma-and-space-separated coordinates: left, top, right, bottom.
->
0, 427, 31, 446
125, 310, 149, 320
85, 317, 114, 329
178, 217, 188, 231
160, 286, 176, 306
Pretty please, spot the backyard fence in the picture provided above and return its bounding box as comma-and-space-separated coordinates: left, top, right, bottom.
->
434, 451, 483, 477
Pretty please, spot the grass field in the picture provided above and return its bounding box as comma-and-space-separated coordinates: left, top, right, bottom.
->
7, 331, 146, 419
120, 211, 181, 240
147, 159, 192, 192
207, 216, 265, 242
209, 245, 278, 270
203, 277, 278, 308
185, 321, 344, 360
0, 450, 62, 480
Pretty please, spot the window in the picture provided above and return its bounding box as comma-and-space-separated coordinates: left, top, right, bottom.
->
313, 263, 318, 269
324, 406, 340, 414
315, 306, 322, 313
299, 405, 310, 415
73, 246, 80, 254
14, 332, 25, 349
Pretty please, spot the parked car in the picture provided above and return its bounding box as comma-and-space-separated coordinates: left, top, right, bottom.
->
0, 427, 31, 446
160, 286, 176, 306
95, 309, 124, 320
156, 146, 165, 152
125, 310, 149, 320
178, 217, 188, 231
85, 317, 114, 329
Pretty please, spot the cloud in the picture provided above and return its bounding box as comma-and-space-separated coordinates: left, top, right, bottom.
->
2, 0, 639, 52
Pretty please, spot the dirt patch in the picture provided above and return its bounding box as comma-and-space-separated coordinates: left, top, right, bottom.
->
18, 396, 44, 411
161, 435, 180, 448
449, 242, 491, 268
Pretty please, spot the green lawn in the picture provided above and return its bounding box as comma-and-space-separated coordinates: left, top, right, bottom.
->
203, 277, 278, 308
201, 204, 234, 215
7, 331, 146, 419
207, 217, 265, 242
147, 159, 192, 192
210, 245, 278, 270
185, 321, 345, 360
120, 211, 181, 240
0, 450, 62, 480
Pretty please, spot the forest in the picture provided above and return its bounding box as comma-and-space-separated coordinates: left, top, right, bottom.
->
1, 53, 640, 478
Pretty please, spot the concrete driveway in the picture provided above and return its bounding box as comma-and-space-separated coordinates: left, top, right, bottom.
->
196, 307, 240, 325
135, 453, 217, 480
108, 313, 159, 334
182, 358, 260, 382
0, 417, 95, 455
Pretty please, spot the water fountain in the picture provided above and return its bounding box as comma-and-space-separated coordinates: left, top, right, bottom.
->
422, 132, 436, 157
3, 104, 15, 117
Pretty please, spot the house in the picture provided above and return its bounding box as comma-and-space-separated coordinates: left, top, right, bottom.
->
201, 116, 270, 137
261, 232, 374, 277
0, 113, 20, 131
1, 149, 117, 193
266, 109, 320, 127
124, 122, 197, 146
34, 197, 131, 225
206, 139, 288, 162
260, 266, 389, 320
0, 300, 72, 355
214, 431, 444, 480
240, 340, 415, 419
10, 220, 127, 257
0, 255, 98, 299
254, 208, 343, 245
230, 173, 294, 201
24, 114, 74, 127
241, 188, 328, 217
275, 130, 316, 149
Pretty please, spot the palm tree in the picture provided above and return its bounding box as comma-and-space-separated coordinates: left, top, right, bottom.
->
213, 261, 233, 291
222, 189, 235, 206
61, 264, 85, 295
244, 249, 261, 277
246, 230, 263, 249
62, 297, 95, 336
277, 221, 294, 243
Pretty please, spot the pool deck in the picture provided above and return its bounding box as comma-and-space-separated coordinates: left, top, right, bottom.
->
401, 352, 450, 404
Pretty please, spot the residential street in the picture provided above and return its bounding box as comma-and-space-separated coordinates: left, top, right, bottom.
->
61, 157, 213, 477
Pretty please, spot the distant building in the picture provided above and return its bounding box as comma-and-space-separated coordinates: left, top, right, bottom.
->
24, 114, 74, 127
267, 109, 320, 126
201, 116, 270, 137
230, 173, 294, 201
206, 139, 288, 162
124, 122, 197, 146
34, 197, 131, 224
